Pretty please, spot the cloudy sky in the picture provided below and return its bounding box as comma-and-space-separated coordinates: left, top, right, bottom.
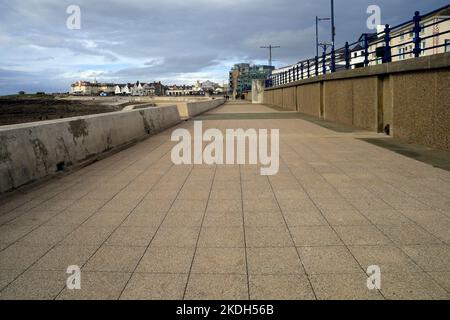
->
0, 0, 447, 94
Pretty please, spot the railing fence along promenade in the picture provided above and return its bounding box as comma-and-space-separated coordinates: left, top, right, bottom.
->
266, 5, 450, 87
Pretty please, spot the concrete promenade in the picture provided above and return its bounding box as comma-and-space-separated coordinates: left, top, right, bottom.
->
0, 101, 449, 300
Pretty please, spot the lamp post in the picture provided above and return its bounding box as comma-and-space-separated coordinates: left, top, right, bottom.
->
260, 45, 281, 67
330, 0, 336, 72
316, 16, 331, 58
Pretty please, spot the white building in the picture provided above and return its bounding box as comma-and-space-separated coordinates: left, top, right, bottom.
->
131, 82, 144, 96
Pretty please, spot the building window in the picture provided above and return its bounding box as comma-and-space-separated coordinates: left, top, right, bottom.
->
446, 40, 450, 53
398, 47, 406, 60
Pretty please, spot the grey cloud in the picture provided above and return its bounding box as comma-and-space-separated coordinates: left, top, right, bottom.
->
0, 0, 448, 94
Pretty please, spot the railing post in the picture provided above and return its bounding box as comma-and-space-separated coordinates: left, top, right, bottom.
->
364, 34, 370, 67
345, 41, 350, 69
330, 46, 336, 72
413, 11, 422, 58
322, 50, 326, 74
301, 62, 304, 80
315, 56, 319, 76
307, 60, 310, 78
383, 24, 392, 63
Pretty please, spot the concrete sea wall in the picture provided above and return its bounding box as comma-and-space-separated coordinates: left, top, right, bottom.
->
0, 105, 181, 193
178, 98, 226, 118
264, 52, 450, 151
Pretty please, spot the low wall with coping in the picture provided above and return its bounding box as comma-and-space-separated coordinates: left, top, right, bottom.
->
0, 105, 181, 193
264, 52, 450, 151
178, 98, 226, 118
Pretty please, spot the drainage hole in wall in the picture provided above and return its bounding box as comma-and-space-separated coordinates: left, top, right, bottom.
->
56, 162, 65, 172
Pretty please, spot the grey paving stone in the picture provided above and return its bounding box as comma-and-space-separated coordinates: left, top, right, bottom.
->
58, 272, 131, 300
380, 272, 449, 300
151, 227, 200, 248
249, 274, 316, 300
247, 247, 304, 275
309, 272, 384, 300
191, 248, 246, 275
185, 274, 248, 300
348, 245, 422, 273
402, 245, 450, 272
245, 227, 293, 248
198, 227, 245, 248
333, 226, 393, 246
84, 246, 145, 272
0, 244, 52, 271
0, 270, 66, 300
136, 247, 195, 274
121, 273, 188, 300
32, 245, 99, 271
298, 246, 362, 274
106, 226, 158, 247
290, 226, 343, 247
62, 226, 115, 246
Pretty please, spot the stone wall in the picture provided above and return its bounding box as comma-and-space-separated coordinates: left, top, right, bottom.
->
297, 83, 321, 117
0, 106, 181, 193
282, 87, 297, 110
264, 52, 450, 151
178, 98, 226, 118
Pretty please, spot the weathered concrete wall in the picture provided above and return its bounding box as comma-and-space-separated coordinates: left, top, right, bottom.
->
282, 87, 297, 111
252, 80, 265, 104
323, 80, 354, 126
322, 77, 378, 130
178, 98, 225, 118
352, 77, 378, 131
297, 83, 321, 117
382, 76, 394, 134
0, 106, 181, 193
273, 90, 283, 108
264, 52, 450, 151
264, 90, 274, 106
392, 69, 450, 151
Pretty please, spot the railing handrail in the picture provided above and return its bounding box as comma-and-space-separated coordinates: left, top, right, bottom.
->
267, 4, 450, 88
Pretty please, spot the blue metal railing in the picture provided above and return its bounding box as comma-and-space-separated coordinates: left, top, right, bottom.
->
267, 5, 450, 88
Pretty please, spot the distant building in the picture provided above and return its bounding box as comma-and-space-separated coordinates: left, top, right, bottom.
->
70, 80, 98, 95
70, 80, 115, 95
363, 6, 450, 65
229, 63, 274, 95
143, 82, 165, 96
72, 80, 166, 96
165, 81, 222, 96
131, 82, 144, 96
